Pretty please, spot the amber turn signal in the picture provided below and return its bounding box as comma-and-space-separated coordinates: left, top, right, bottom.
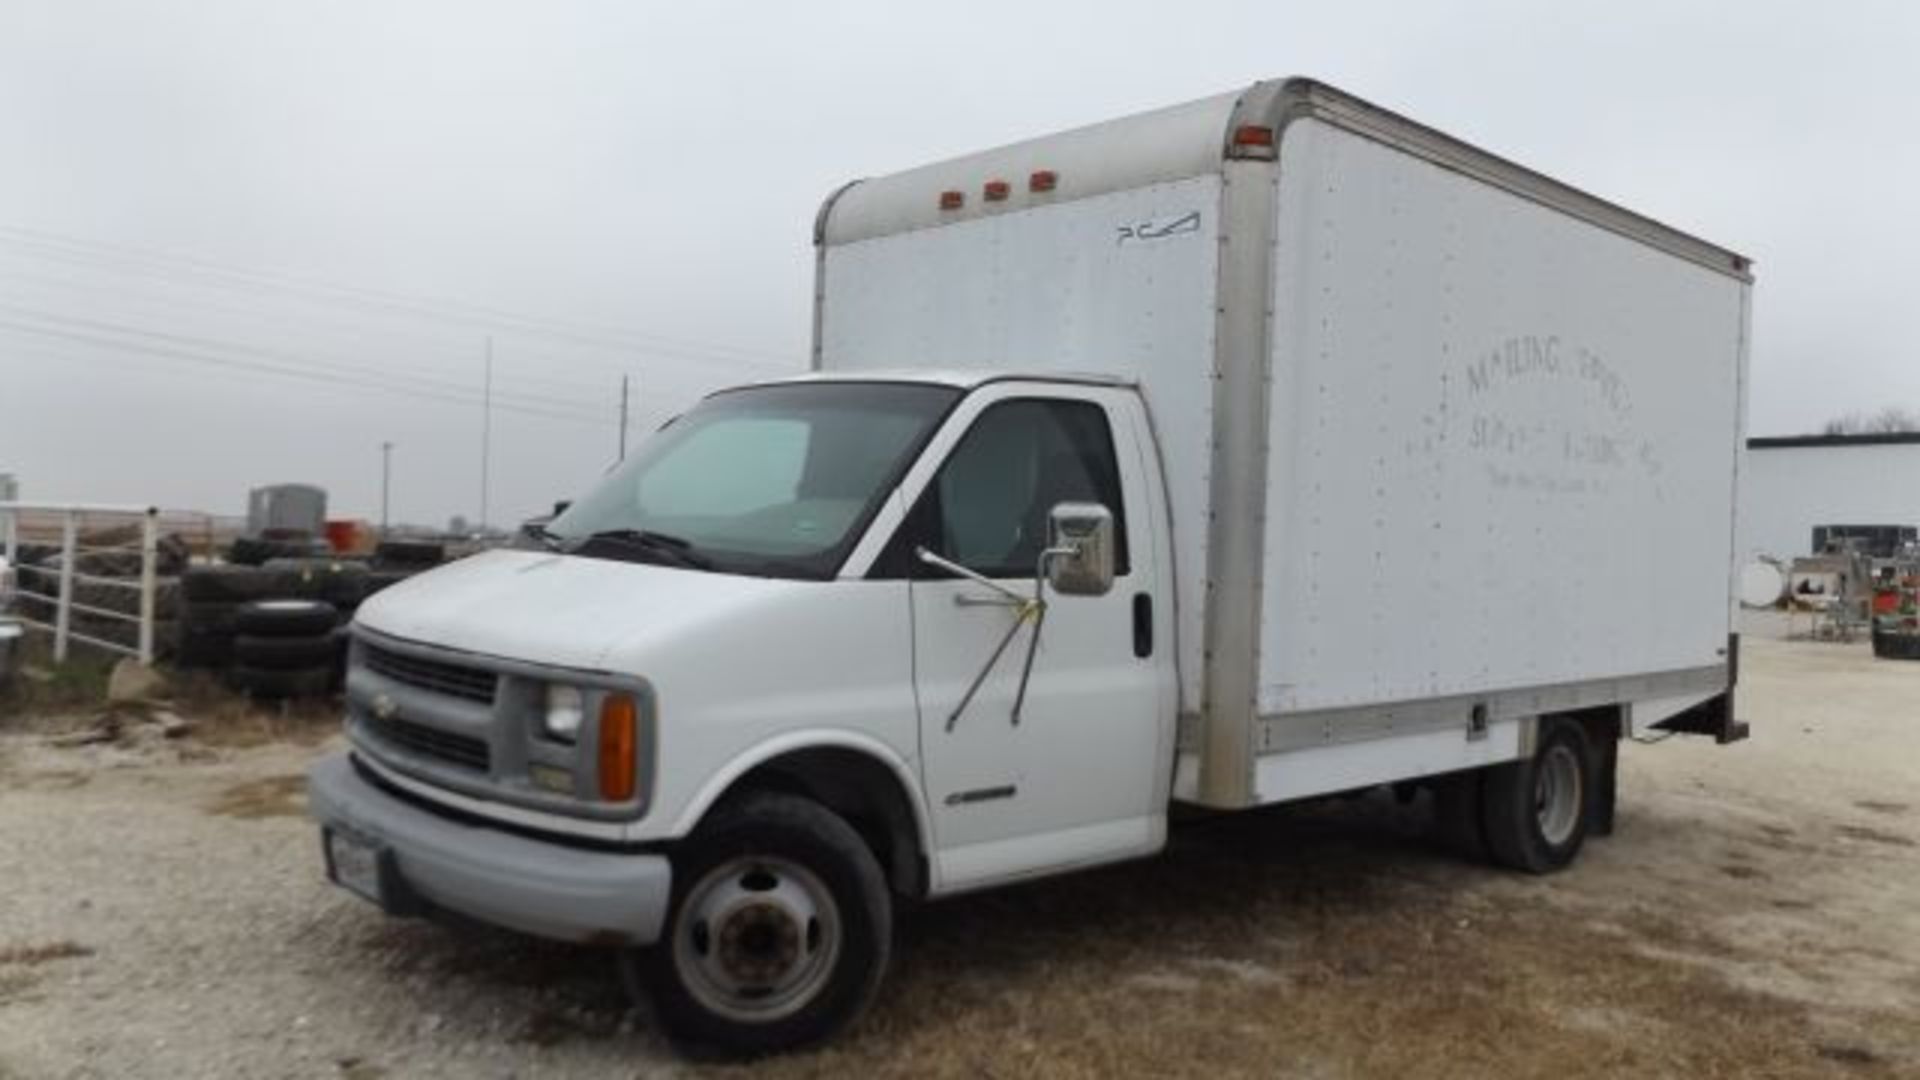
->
598, 693, 638, 802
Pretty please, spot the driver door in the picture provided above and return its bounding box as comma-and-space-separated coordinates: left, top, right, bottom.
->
880, 386, 1167, 892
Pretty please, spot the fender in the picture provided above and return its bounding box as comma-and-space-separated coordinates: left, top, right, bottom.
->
667, 727, 938, 885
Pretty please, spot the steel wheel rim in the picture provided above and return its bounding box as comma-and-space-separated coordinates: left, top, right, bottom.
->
672, 856, 841, 1023
1534, 743, 1583, 847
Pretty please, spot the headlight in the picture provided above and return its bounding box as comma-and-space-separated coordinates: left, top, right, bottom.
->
542, 683, 586, 743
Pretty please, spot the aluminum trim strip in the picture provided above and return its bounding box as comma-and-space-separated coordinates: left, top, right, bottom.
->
1174, 664, 1729, 756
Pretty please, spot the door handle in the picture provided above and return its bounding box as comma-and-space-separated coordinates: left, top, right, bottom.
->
1133, 593, 1153, 658
955, 592, 1024, 608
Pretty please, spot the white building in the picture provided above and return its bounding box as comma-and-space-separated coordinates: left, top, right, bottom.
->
1741, 434, 1920, 559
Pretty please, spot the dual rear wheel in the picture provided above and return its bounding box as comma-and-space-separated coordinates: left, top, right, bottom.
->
1435, 715, 1609, 873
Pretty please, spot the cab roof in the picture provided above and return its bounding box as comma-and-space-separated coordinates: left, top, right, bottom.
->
741, 369, 1135, 391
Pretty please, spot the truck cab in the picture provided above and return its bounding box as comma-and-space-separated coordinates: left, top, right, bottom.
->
311, 371, 1178, 1051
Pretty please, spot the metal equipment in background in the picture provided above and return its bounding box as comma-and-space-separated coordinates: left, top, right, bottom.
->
246, 484, 327, 538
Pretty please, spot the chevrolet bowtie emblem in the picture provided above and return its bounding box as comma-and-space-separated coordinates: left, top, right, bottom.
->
371, 693, 398, 720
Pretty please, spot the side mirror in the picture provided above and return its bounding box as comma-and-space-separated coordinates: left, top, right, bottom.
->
1044, 503, 1116, 597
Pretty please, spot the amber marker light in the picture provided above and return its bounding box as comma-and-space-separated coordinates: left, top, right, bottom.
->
598, 693, 639, 802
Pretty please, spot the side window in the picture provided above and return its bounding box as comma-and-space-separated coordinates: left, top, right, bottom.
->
903, 398, 1129, 579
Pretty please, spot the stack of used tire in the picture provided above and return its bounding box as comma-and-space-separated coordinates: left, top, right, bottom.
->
232, 599, 340, 698
225, 532, 329, 567
174, 539, 449, 699
177, 563, 336, 670
369, 539, 445, 575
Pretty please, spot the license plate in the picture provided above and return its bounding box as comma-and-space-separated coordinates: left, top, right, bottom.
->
327, 830, 385, 905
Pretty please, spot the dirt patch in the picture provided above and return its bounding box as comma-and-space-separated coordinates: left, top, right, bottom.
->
511, 1006, 622, 1048
12, 769, 91, 791
0, 969, 43, 1005
204, 775, 307, 820
1853, 801, 1908, 816
1720, 863, 1767, 880
0, 942, 92, 967
1748, 824, 1823, 856
1835, 824, 1916, 849
1814, 1043, 1887, 1067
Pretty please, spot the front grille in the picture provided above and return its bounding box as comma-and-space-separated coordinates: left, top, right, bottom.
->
365, 712, 491, 772
363, 643, 498, 704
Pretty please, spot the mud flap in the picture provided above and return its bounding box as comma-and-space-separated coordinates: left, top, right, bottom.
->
1430, 769, 1487, 861
1590, 729, 1618, 837
1652, 634, 1750, 744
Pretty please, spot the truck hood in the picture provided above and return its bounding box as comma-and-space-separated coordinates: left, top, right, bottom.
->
353, 548, 812, 672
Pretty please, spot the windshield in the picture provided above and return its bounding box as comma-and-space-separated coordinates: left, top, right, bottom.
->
544, 381, 960, 579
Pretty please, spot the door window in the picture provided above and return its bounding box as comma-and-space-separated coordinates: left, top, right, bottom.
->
896, 398, 1129, 579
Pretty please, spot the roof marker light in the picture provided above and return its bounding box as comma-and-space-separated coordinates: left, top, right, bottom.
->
1028, 170, 1058, 193
983, 179, 1010, 202
1229, 124, 1278, 161
1232, 124, 1275, 148
939, 190, 965, 210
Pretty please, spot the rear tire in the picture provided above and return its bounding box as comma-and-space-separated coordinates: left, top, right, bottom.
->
234, 599, 338, 638
229, 664, 333, 699
1481, 717, 1594, 873
233, 633, 336, 670
628, 792, 891, 1057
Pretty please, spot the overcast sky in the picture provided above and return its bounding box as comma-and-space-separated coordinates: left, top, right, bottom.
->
2, 0, 1915, 527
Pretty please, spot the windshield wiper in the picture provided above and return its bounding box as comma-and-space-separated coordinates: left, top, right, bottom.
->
568, 528, 714, 570
519, 521, 565, 551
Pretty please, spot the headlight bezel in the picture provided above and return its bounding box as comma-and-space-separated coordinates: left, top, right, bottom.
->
540, 682, 587, 743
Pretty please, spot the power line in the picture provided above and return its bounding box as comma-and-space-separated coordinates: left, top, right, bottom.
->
0, 265, 637, 399
0, 302, 615, 418
0, 224, 802, 370
0, 319, 620, 426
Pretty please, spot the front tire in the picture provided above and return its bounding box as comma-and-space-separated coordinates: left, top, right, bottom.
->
631, 792, 891, 1056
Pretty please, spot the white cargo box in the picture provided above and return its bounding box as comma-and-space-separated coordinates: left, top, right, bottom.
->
815, 78, 1750, 808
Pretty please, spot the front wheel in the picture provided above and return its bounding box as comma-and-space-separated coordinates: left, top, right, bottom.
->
627, 792, 891, 1056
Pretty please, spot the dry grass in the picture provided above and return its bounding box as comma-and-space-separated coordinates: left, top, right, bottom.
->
739, 805, 1870, 1080
162, 670, 342, 748
203, 774, 308, 820
0, 636, 115, 721
0, 645, 341, 750
353, 796, 1912, 1078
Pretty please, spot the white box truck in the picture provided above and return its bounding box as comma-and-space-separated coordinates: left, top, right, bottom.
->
308, 77, 1751, 1054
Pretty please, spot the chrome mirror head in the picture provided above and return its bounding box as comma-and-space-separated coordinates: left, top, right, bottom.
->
1044, 502, 1115, 596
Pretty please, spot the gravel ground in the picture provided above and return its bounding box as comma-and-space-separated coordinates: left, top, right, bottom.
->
1, 612, 1916, 1078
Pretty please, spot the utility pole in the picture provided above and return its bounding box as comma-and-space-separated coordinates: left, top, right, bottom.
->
380, 441, 393, 537
480, 336, 493, 531
618, 373, 630, 462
